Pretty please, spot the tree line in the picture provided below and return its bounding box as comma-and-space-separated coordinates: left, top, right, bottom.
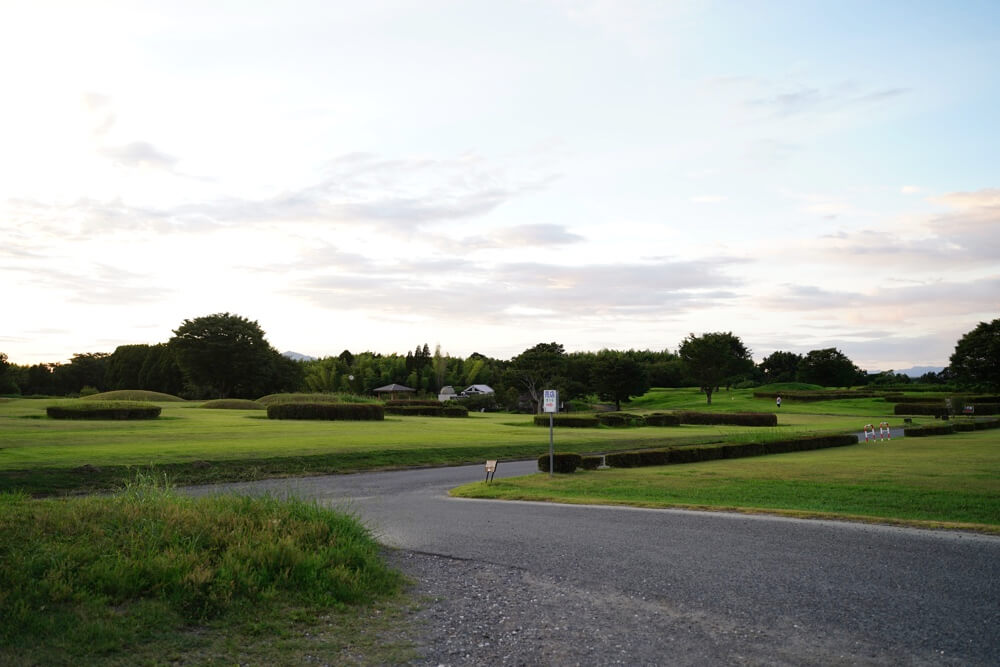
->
1, 314, 997, 408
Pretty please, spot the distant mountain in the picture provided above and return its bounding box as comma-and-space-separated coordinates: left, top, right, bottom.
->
282, 351, 316, 362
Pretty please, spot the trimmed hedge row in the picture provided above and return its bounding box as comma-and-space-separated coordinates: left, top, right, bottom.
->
645, 412, 681, 427
903, 423, 954, 437
581, 456, 603, 470
676, 411, 778, 427
596, 412, 646, 427
385, 405, 469, 417
893, 403, 946, 416
267, 403, 385, 421
384, 399, 441, 407
533, 414, 600, 427
47, 401, 161, 420
537, 452, 583, 473
200, 399, 265, 410
605, 434, 857, 469
752, 391, 877, 402
891, 394, 1000, 405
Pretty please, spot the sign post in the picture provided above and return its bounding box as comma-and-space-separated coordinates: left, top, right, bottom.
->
543, 389, 558, 477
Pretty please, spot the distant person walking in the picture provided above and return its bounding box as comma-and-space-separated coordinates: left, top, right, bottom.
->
776, 395, 782, 409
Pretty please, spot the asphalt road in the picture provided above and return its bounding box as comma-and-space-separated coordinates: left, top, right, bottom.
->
186, 461, 1000, 665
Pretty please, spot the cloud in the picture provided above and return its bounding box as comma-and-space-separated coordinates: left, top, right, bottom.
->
901, 185, 920, 194
100, 141, 178, 170
745, 82, 909, 118
690, 195, 727, 204
478, 224, 585, 247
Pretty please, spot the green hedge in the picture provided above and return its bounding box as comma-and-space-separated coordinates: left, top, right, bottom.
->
581, 456, 603, 470
533, 414, 600, 427
385, 405, 468, 417
47, 401, 161, 420
752, 390, 877, 402
605, 434, 857, 469
974, 418, 1000, 430
267, 403, 384, 421
645, 412, 681, 427
596, 412, 646, 427
953, 421, 976, 432
200, 399, 265, 410
537, 452, 582, 473
893, 403, 946, 416
676, 411, 778, 427
903, 423, 954, 437
384, 399, 441, 407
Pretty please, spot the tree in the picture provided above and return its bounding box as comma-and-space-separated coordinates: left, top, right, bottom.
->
169, 313, 279, 398
591, 351, 650, 411
949, 319, 1000, 391
506, 342, 567, 413
758, 351, 802, 384
796, 348, 864, 387
0, 352, 17, 394
678, 332, 753, 404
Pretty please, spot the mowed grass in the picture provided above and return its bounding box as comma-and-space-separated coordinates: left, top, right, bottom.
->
452, 430, 1000, 531
0, 392, 929, 495
0, 475, 410, 665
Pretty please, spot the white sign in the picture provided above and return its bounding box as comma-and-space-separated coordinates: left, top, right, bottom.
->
543, 389, 558, 413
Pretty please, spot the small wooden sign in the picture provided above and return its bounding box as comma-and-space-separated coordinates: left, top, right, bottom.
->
484, 459, 498, 483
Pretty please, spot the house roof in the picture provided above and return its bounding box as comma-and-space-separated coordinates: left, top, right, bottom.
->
373, 383, 416, 393
439, 385, 456, 394
463, 384, 494, 393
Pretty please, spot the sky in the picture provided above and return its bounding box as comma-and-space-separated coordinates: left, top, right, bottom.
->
2, 0, 998, 371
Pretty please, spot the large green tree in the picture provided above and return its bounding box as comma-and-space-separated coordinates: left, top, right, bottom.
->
0, 352, 17, 394
678, 332, 753, 404
506, 342, 567, 413
949, 319, 1000, 391
591, 351, 650, 410
758, 350, 802, 384
169, 313, 286, 398
796, 348, 863, 387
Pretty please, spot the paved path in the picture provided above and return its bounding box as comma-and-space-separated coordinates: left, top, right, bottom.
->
187, 461, 999, 665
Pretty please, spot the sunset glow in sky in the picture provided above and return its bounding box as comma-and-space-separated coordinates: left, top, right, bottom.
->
3, 1, 998, 370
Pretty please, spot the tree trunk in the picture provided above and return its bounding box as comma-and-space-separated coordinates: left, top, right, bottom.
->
704, 386, 713, 404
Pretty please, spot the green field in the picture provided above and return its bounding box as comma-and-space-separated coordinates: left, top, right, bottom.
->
0, 391, 913, 495
452, 429, 1000, 531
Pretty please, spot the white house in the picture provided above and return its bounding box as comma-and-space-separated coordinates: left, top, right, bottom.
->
460, 384, 494, 397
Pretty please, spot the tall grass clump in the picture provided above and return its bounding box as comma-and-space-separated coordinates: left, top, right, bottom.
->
0, 473, 402, 659
47, 400, 161, 420
200, 399, 266, 410
257, 392, 381, 406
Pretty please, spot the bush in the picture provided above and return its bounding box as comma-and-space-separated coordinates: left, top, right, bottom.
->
676, 411, 778, 427
752, 390, 875, 402
645, 412, 681, 426
903, 423, 955, 437
533, 414, 600, 427
596, 412, 645, 427
78, 385, 99, 397
258, 393, 342, 406
581, 456, 602, 470
454, 393, 500, 412
442, 405, 469, 417
267, 402, 384, 421
47, 401, 161, 420
537, 452, 582, 473
974, 418, 1000, 430
201, 399, 265, 410
953, 421, 976, 432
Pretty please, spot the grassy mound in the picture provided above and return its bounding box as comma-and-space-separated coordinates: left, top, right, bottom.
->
85, 390, 184, 402
760, 382, 824, 391
47, 401, 161, 420
0, 476, 403, 662
200, 399, 266, 410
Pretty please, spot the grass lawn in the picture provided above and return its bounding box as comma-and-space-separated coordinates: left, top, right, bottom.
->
0, 391, 933, 495
451, 430, 1000, 532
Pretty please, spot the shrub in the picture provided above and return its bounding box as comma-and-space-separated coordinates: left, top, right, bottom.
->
441, 405, 469, 417
533, 414, 600, 427
78, 385, 99, 397
454, 393, 500, 412
201, 399, 265, 410
537, 452, 582, 473
603, 434, 857, 469
385, 405, 468, 417
581, 456, 602, 470
47, 401, 161, 420
752, 390, 875, 402
645, 412, 681, 427
953, 421, 976, 432
596, 412, 645, 427
974, 418, 1000, 430
676, 411, 778, 427
903, 423, 955, 437
267, 402, 384, 421
257, 393, 342, 406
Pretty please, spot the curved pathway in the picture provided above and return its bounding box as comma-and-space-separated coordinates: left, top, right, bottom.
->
186, 461, 999, 665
